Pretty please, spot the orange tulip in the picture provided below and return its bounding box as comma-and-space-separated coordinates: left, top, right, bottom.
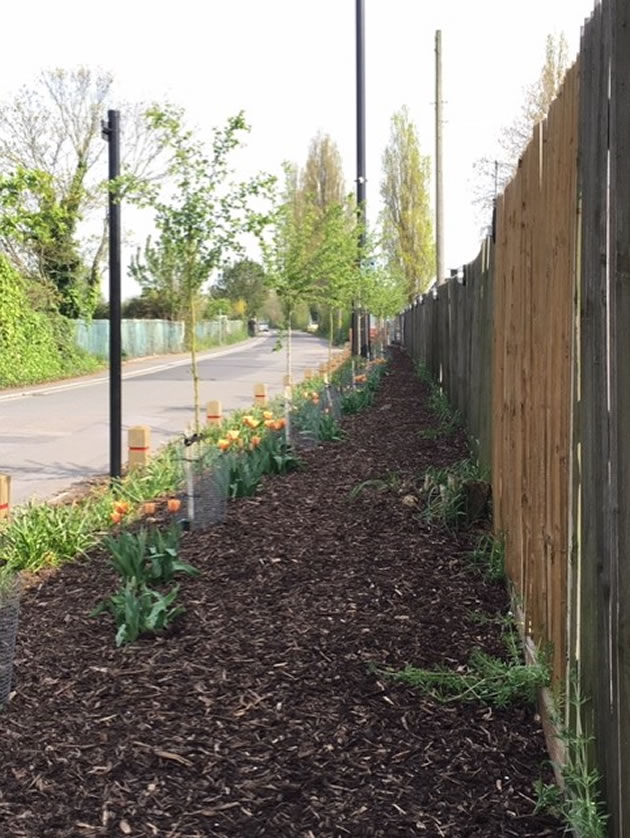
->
264, 418, 275, 429
167, 498, 181, 513
217, 438, 231, 451
276, 417, 287, 430
243, 415, 260, 429
114, 500, 130, 515
250, 435, 262, 447
263, 410, 274, 420
111, 511, 123, 524
227, 429, 240, 441
143, 502, 156, 515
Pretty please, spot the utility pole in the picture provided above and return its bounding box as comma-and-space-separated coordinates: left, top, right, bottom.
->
355, 0, 370, 357
435, 30, 445, 286
102, 110, 122, 480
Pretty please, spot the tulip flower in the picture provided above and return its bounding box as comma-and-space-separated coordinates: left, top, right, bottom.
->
264, 418, 275, 429
167, 498, 181, 513
143, 502, 156, 515
263, 410, 274, 420
227, 429, 240, 441
243, 415, 260, 429
113, 500, 130, 516
250, 435, 262, 447
111, 511, 123, 524
218, 438, 231, 451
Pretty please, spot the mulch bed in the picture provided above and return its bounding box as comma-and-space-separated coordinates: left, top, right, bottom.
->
0, 350, 562, 837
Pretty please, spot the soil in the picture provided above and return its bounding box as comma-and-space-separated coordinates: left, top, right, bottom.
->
0, 351, 563, 838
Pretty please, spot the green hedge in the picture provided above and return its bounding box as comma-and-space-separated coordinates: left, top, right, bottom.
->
0, 256, 101, 388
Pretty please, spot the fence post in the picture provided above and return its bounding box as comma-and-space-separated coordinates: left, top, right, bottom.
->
206, 400, 222, 426
303, 369, 313, 381
254, 382, 268, 407
128, 426, 151, 469
0, 474, 10, 520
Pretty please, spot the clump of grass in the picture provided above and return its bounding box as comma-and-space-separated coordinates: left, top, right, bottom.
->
466, 533, 506, 582
420, 459, 489, 530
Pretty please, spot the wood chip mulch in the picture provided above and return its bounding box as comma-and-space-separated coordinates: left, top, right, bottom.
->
0, 350, 563, 837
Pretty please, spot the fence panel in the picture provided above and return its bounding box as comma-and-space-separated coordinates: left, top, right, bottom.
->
73, 318, 244, 359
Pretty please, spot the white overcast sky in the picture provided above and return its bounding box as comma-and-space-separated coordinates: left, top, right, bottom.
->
1, 0, 595, 299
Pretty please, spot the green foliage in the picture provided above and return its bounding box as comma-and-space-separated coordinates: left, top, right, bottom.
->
0, 437, 187, 573
317, 412, 344, 442
92, 581, 184, 647
467, 533, 506, 582
421, 459, 487, 530
549, 678, 609, 837
224, 432, 301, 498
533, 780, 563, 817
106, 525, 198, 585
128, 235, 190, 320
341, 387, 374, 414
0, 254, 101, 388
378, 632, 549, 708
0, 498, 107, 571
212, 259, 266, 317
130, 106, 275, 429
380, 106, 435, 299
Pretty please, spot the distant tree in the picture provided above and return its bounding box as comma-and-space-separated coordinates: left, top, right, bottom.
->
299, 132, 345, 213
213, 259, 266, 316
128, 236, 189, 321
474, 33, 569, 215
380, 106, 435, 300
0, 67, 166, 315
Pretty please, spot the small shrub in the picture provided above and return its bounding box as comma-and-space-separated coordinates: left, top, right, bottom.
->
376, 631, 549, 708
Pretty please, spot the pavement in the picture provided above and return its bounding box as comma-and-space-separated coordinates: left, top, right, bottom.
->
0, 334, 333, 507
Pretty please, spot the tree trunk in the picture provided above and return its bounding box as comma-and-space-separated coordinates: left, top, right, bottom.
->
329, 309, 334, 366
286, 307, 293, 383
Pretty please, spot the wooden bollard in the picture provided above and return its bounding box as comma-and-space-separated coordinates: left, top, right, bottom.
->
0, 474, 10, 520
128, 426, 151, 469
303, 369, 313, 381
206, 399, 222, 426
254, 382, 268, 407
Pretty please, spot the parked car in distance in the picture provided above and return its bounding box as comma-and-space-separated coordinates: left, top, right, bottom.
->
257, 321, 271, 335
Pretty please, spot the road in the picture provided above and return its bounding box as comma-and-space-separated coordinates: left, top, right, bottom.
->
0, 334, 332, 507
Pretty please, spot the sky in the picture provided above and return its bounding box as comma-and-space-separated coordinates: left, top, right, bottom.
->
1, 0, 596, 300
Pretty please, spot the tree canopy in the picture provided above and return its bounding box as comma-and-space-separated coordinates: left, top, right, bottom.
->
380, 106, 435, 300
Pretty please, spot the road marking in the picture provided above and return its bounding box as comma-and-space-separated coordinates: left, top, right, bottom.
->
0, 339, 266, 404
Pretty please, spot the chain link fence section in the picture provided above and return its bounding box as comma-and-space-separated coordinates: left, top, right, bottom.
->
179, 438, 230, 531
0, 575, 20, 707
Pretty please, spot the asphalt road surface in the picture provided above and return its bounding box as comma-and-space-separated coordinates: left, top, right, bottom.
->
0, 334, 333, 507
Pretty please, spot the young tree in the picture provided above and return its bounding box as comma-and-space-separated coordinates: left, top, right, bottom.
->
380, 106, 435, 301
133, 106, 274, 431
474, 33, 569, 215
0, 68, 166, 315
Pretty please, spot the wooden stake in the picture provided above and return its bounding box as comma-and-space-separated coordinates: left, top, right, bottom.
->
128, 426, 151, 469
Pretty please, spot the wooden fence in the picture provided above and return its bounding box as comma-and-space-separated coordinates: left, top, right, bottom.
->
400, 1, 630, 832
